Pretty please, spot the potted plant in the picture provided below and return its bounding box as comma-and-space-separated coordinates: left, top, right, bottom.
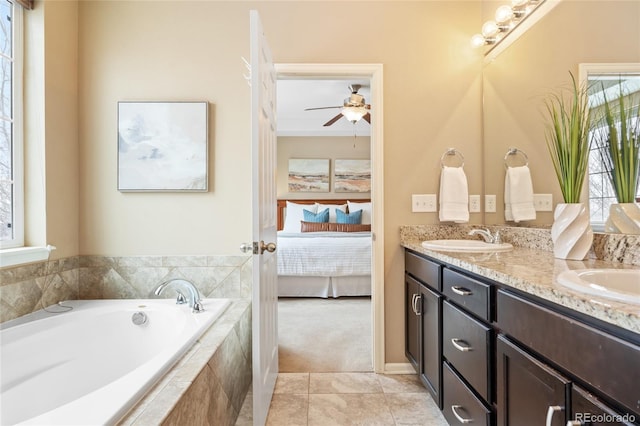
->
592, 81, 640, 234
543, 72, 594, 260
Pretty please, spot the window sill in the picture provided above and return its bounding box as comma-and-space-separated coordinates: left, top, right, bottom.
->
0, 246, 51, 268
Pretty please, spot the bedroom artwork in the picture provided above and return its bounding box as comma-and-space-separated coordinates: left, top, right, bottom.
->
117, 101, 208, 192
288, 159, 330, 192
334, 159, 371, 193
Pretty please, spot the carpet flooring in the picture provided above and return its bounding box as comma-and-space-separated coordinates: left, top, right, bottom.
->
277, 297, 372, 372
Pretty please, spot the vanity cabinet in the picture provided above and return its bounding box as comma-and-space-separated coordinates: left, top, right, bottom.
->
403, 248, 640, 426
405, 251, 443, 407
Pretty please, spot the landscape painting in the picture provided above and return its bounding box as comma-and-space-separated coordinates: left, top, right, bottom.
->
334, 159, 371, 193
288, 159, 330, 192
118, 101, 208, 191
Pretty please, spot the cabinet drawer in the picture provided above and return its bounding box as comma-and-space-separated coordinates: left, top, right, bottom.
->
405, 250, 441, 291
497, 289, 640, 418
443, 301, 492, 402
443, 362, 492, 426
443, 268, 491, 321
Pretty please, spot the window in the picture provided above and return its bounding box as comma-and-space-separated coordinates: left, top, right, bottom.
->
0, 0, 22, 249
586, 72, 640, 229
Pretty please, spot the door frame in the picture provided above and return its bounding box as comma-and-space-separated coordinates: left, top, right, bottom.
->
275, 63, 385, 372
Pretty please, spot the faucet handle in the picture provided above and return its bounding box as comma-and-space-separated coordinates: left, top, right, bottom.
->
175, 290, 188, 305
192, 300, 205, 313
493, 230, 501, 244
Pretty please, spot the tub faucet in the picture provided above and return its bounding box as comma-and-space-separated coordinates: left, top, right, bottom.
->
468, 228, 501, 244
153, 279, 205, 313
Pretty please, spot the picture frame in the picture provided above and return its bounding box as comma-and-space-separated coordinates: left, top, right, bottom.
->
288, 159, 330, 192
117, 101, 208, 192
334, 159, 371, 193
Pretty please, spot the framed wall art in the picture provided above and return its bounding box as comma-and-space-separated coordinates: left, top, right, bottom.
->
334, 159, 371, 193
288, 158, 330, 192
117, 101, 208, 192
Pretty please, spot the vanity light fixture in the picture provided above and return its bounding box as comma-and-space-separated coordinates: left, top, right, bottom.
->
471, 0, 546, 48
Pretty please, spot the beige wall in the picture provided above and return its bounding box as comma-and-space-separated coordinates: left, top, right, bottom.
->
277, 136, 371, 200
483, 0, 640, 225
76, 1, 482, 364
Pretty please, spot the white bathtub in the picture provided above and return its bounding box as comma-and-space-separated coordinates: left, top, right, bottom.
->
0, 298, 231, 425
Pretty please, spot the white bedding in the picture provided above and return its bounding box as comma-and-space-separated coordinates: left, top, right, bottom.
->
277, 231, 372, 277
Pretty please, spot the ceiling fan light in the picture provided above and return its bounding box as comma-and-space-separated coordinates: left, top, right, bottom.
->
342, 106, 367, 123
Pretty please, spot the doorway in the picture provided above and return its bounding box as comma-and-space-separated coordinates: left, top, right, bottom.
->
275, 63, 384, 372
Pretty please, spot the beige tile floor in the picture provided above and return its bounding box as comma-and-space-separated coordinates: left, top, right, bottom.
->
237, 372, 448, 425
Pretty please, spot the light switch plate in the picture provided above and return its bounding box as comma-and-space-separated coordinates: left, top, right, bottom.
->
469, 195, 481, 213
485, 194, 496, 213
533, 193, 553, 211
412, 194, 437, 212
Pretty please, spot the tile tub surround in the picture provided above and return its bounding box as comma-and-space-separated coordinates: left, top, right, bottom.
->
400, 225, 640, 334
0, 254, 252, 324
118, 299, 252, 425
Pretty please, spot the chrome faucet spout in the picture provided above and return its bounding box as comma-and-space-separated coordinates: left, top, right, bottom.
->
468, 228, 496, 244
152, 279, 205, 313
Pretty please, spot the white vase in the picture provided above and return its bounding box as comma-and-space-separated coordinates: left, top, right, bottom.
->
604, 203, 640, 234
551, 203, 593, 260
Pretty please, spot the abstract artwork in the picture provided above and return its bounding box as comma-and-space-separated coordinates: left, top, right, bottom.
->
288, 159, 330, 192
117, 101, 208, 191
334, 159, 371, 193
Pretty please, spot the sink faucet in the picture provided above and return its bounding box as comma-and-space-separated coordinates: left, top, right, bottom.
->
468, 228, 501, 244
153, 278, 205, 313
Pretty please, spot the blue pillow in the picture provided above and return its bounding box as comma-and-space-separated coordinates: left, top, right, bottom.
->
336, 209, 362, 224
303, 208, 329, 223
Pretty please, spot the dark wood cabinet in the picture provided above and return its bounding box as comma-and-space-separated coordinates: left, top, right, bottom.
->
404, 253, 443, 407
496, 334, 571, 426
403, 248, 640, 426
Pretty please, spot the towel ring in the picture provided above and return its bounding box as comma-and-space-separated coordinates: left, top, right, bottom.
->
504, 148, 529, 170
440, 148, 465, 169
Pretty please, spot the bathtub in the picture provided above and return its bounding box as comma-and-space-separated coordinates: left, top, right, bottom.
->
0, 298, 231, 425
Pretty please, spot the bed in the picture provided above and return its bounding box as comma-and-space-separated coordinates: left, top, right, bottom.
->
276, 199, 372, 298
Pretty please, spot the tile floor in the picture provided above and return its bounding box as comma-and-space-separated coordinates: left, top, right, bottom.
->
237, 372, 448, 425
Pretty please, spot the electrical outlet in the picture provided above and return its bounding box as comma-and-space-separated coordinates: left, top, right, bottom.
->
412, 194, 437, 212
469, 195, 481, 213
533, 193, 553, 211
485, 194, 496, 213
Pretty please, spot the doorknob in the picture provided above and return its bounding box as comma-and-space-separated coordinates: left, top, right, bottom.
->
240, 242, 257, 254
260, 241, 276, 254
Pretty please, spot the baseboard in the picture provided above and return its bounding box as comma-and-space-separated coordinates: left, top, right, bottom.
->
383, 363, 417, 374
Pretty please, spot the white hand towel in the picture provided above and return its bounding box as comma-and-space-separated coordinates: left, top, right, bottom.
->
504, 165, 536, 222
439, 166, 469, 223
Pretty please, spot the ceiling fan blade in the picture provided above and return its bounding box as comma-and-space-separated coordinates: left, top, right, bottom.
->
323, 113, 344, 127
362, 113, 371, 124
304, 106, 342, 111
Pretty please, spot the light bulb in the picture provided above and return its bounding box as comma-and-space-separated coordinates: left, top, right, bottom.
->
495, 5, 514, 24
481, 21, 499, 38
470, 34, 486, 48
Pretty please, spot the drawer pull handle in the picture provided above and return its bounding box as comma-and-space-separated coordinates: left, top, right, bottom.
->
451, 286, 473, 296
546, 405, 564, 426
451, 338, 473, 352
451, 405, 473, 424
411, 294, 422, 316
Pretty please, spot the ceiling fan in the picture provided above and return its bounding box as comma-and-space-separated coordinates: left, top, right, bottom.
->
304, 84, 371, 127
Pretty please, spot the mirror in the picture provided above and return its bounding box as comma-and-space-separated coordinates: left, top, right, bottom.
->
482, 0, 640, 230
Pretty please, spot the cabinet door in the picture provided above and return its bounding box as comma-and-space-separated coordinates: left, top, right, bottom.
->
497, 335, 571, 426
405, 274, 421, 371
420, 283, 443, 408
569, 386, 636, 426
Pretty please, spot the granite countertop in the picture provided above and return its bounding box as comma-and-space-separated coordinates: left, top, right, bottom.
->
400, 225, 640, 335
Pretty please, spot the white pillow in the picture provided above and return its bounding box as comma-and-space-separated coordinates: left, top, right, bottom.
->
283, 201, 317, 233
347, 201, 372, 225
316, 203, 348, 223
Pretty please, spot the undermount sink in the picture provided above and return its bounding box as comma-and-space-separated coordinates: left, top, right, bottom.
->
556, 269, 640, 304
421, 239, 513, 253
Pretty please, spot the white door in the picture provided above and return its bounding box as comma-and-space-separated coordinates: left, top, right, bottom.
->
249, 10, 278, 426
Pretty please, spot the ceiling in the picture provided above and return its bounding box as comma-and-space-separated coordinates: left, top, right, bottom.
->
276, 78, 371, 137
